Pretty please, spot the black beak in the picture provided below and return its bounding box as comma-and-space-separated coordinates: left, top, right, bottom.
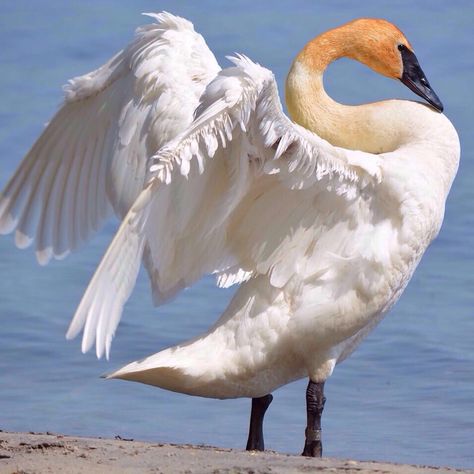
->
399, 46, 443, 112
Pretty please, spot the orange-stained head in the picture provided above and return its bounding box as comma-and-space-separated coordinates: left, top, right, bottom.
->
341, 18, 412, 79
297, 18, 443, 111
298, 18, 411, 77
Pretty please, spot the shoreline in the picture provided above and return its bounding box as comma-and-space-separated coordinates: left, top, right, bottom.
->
0, 431, 472, 474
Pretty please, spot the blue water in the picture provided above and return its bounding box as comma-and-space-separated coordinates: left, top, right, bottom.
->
1, 0, 473, 469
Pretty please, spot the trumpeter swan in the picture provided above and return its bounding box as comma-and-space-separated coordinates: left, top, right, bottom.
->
0, 13, 459, 456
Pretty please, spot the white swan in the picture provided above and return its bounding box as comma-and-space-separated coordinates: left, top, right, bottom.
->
0, 13, 459, 456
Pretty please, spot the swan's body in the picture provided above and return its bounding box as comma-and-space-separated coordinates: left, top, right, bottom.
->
0, 13, 459, 455
109, 96, 457, 398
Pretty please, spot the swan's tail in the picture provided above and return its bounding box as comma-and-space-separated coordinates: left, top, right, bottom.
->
105, 337, 243, 399
105, 276, 301, 400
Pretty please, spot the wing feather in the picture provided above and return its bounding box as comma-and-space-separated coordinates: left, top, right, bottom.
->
0, 12, 220, 264
67, 184, 153, 358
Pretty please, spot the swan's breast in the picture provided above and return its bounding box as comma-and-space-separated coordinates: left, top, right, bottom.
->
286, 155, 455, 372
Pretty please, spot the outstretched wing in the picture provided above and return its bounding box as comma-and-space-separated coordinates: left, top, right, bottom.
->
0, 12, 220, 264
67, 55, 382, 359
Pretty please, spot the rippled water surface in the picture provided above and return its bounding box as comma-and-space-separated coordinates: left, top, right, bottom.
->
1, 1, 473, 469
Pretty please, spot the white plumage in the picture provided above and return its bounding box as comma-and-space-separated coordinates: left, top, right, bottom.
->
0, 12, 460, 452
98, 54, 458, 394
0, 12, 219, 264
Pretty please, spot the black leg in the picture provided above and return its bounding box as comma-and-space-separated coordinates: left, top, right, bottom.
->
246, 394, 273, 451
302, 380, 326, 457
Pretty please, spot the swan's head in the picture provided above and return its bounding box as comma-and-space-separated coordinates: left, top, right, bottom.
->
300, 18, 444, 112
344, 18, 443, 112
341, 19, 410, 78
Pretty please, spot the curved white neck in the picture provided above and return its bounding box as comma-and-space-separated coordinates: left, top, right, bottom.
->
285, 60, 409, 154
285, 58, 459, 201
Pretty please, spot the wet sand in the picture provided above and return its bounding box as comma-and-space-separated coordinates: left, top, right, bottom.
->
0, 431, 471, 474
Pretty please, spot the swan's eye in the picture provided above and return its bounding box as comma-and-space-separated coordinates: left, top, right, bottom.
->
398, 44, 407, 52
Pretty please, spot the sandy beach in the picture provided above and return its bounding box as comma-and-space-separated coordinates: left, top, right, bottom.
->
0, 431, 471, 474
